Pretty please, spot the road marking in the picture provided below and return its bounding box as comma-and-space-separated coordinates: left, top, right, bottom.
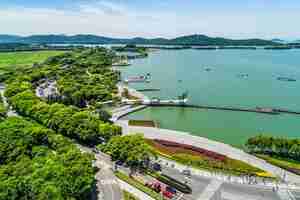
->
197, 180, 223, 200
175, 193, 184, 200
100, 179, 118, 185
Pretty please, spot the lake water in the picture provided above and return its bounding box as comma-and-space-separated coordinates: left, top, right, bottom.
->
120, 49, 300, 147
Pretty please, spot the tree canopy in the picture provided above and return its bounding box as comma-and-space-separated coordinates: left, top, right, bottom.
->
0, 117, 95, 200
246, 135, 300, 161
99, 134, 155, 168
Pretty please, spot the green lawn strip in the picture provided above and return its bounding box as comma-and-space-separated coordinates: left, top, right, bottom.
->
256, 154, 300, 174
0, 95, 7, 121
115, 171, 165, 200
123, 191, 140, 200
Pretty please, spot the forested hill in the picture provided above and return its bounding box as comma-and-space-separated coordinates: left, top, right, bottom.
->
0, 34, 278, 46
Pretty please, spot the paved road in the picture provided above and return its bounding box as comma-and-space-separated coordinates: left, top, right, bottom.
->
0, 84, 18, 117
161, 161, 283, 200
214, 182, 282, 200
77, 145, 122, 200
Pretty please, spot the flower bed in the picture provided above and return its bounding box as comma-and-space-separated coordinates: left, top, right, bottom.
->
151, 139, 226, 162
146, 139, 268, 177
129, 120, 157, 128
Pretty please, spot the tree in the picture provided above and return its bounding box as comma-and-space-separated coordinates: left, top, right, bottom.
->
0, 117, 95, 200
98, 134, 155, 170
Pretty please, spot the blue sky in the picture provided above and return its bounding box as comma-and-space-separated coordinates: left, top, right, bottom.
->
1, 0, 299, 39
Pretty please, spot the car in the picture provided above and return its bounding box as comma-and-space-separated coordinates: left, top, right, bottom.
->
115, 160, 124, 166
166, 186, 177, 194
152, 163, 162, 171
163, 190, 174, 199
182, 169, 191, 177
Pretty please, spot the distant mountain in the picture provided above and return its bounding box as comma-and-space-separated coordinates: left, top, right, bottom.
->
0, 35, 22, 43
0, 34, 278, 46
271, 39, 287, 44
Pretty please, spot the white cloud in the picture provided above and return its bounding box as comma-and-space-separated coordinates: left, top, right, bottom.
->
0, 1, 300, 39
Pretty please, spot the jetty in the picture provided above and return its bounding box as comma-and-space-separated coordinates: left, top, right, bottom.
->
149, 104, 281, 115
122, 97, 300, 116
136, 88, 161, 92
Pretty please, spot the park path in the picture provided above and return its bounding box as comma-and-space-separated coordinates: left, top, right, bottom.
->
116, 119, 300, 186
0, 84, 18, 117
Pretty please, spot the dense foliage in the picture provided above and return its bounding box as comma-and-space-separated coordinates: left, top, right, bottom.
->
0, 95, 6, 121
99, 134, 155, 167
0, 117, 95, 200
3, 48, 119, 108
6, 86, 120, 144
51, 48, 119, 107
246, 135, 300, 161
4, 48, 122, 144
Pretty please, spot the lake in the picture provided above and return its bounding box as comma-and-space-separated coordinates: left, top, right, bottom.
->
119, 49, 300, 147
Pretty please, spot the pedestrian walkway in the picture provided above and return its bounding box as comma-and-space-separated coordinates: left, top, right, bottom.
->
277, 189, 296, 200
196, 180, 223, 200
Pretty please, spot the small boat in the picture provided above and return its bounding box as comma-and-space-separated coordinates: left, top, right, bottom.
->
237, 74, 249, 78
204, 68, 212, 72
124, 74, 151, 83
277, 77, 296, 82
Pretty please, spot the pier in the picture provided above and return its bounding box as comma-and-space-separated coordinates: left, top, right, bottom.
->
122, 98, 300, 116
149, 104, 282, 115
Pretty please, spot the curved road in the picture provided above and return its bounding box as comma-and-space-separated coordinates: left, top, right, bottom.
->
77, 145, 122, 200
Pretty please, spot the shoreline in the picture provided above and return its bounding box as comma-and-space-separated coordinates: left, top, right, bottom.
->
117, 82, 150, 101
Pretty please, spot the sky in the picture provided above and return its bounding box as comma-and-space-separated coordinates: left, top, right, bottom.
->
0, 0, 300, 39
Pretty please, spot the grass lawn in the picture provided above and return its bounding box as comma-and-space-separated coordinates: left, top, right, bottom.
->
123, 191, 140, 200
0, 51, 66, 72
256, 154, 300, 175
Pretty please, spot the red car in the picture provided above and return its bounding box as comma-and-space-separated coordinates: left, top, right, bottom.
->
163, 190, 174, 199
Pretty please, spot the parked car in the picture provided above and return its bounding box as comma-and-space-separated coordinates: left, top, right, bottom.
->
182, 169, 191, 177
163, 190, 174, 199
152, 163, 162, 171
152, 182, 162, 193
166, 186, 177, 194
115, 160, 124, 166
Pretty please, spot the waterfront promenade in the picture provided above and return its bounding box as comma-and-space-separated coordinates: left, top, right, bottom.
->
116, 119, 300, 186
